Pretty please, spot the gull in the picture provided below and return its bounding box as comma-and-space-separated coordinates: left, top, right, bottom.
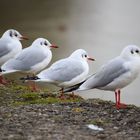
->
63, 45, 140, 109
0, 29, 28, 84
22, 49, 95, 97
1, 38, 58, 90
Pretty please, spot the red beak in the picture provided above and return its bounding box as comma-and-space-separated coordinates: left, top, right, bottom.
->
50, 45, 59, 48
20, 36, 29, 40
87, 57, 95, 61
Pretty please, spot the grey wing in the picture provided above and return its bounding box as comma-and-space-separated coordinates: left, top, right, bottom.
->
40, 59, 85, 82
2, 47, 47, 71
80, 57, 129, 89
0, 41, 11, 58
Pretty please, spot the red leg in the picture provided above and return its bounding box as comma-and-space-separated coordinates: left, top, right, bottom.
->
115, 89, 127, 109
26, 74, 40, 92
118, 90, 127, 108
28, 81, 39, 92
31, 82, 38, 92
59, 88, 65, 100
0, 76, 8, 85
70, 92, 75, 100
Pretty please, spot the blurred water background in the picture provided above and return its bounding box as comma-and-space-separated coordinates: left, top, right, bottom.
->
0, 0, 140, 106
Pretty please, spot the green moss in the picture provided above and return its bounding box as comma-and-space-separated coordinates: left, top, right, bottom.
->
1, 84, 29, 94
10, 85, 28, 91
19, 92, 40, 101
0, 83, 83, 106
89, 118, 110, 126
13, 96, 83, 106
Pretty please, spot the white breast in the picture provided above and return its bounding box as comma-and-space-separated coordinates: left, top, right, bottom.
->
0, 41, 22, 66
30, 49, 52, 74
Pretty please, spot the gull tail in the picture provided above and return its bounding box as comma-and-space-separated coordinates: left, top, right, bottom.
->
62, 73, 95, 93
0, 68, 3, 72
20, 76, 40, 81
0, 68, 4, 75
62, 80, 86, 93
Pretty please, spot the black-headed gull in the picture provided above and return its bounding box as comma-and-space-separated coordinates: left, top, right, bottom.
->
0, 29, 28, 84
22, 49, 95, 97
63, 45, 140, 109
1, 38, 58, 90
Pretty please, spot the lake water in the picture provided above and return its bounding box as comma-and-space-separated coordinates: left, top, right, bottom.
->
0, 0, 140, 106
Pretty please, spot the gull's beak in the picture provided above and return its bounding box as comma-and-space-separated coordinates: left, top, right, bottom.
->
50, 44, 59, 48
20, 36, 29, 40
87, 57, 95, 61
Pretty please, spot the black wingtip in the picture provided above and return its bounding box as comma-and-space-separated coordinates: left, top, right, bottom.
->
0, 68, 5, 72
62, 80, 85, 93
20, 75, 40, 81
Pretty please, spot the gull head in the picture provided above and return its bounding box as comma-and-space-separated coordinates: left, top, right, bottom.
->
121, 45, 140, 60
2, 29, 28, 41
32, 38, 58, 49
69, 49, 95, 61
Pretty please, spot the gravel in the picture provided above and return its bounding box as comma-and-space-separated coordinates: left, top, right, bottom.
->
0, 99, 140, 140
0, 85, 140, 140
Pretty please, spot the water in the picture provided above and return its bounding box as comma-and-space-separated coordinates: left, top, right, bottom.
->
0, 0, 140, 106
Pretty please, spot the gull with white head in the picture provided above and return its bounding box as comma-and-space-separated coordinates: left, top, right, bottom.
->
0, 29, 28, 83
22, 49, 95, 97
1, 38, 58, 90
63, 45, 140, 109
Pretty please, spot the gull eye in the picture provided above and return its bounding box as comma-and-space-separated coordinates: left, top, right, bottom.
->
82, 54, 87, 58
14, 33, 18, 37
135, 50, 139, 53
44, 41, 48, 46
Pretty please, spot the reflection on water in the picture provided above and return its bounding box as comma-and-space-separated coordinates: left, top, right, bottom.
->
0, 0, 140, 106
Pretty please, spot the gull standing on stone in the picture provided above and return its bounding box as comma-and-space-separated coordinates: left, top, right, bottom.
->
63, 45, 140, 109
